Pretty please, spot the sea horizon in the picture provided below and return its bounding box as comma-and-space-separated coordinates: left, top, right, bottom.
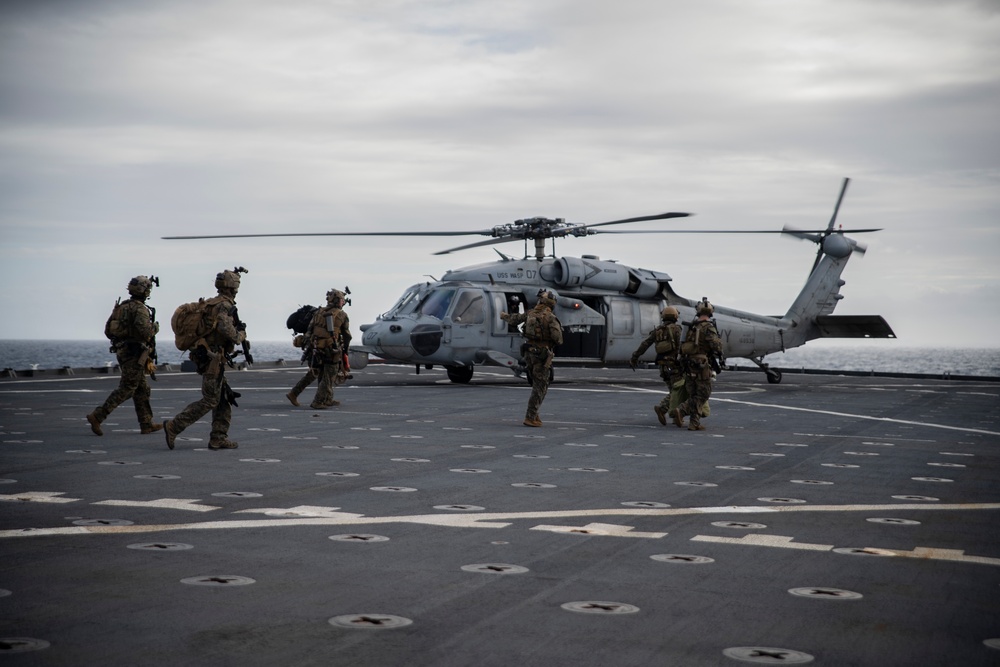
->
2, 339, 999, 377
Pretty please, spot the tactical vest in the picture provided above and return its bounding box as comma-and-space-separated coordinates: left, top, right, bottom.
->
681, 320, 715, 356
106, 299, 151, 342
653, 323, 680, 356
524, 307, 556, 344
311, 307, 346, 350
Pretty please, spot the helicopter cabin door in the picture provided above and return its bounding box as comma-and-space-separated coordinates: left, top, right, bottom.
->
443, 288, 487, 349
602, 297, 663, 363
488, 291, 527, 360
554, 296, 605, 361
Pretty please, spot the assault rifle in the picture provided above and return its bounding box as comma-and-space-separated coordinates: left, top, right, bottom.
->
146, 304, 159, 380
230, 305, 253, 367
228, 267, 252, 367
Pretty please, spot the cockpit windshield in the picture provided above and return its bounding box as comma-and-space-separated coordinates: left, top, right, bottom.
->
384, 288, 421, 317
416, 288, 456, 320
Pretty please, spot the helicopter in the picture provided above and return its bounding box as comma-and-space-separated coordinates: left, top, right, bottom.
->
164, 177, 895, 384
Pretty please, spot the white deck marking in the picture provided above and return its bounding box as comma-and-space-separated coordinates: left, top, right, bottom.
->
692, 534, 833, 551
3, 503, 998, 539
0, 491, 80, 503
92, 498, 220, 512
710, 397, 1000, 435
881, 547, 1000, 566
610, 384, 1000, 435
691, 534, 1000, 566
531, 522, 668, 538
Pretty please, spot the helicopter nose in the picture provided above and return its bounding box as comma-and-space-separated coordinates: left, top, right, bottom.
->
361, 319, 443, 360
409, 323, 443, 357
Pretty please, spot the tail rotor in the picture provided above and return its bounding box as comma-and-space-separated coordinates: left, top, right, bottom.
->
782, 178, 875, 272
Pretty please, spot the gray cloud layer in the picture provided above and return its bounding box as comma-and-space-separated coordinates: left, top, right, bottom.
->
1, 0, 998, 347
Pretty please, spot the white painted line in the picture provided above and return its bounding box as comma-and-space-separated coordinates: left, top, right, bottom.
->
710, 397, 1000, 436
883, 547, 1000, 566
530, 522, 668, 539
692, 534, 834, 551
0, 492, 80, 504
92, 498, 220, 512
3, 503, 999, 539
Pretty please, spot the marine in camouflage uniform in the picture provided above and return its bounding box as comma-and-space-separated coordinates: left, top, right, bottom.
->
630, 306, 682, 426
86, 276, 161, 436
501, 289, 563, 427
164, 269, 247, 450
287, 289, 351, 409
673, 299, 723, 431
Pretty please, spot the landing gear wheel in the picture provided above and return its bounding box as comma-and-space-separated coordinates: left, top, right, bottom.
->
446, 365, 474, 384
766, 369, 783, 384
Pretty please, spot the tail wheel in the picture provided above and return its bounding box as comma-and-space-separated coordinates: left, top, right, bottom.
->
446, 365, 474, 384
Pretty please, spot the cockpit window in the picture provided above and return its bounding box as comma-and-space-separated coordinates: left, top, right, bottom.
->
451, 290, 485, 324
386, 288, 420, 317
416, 289, 456, 320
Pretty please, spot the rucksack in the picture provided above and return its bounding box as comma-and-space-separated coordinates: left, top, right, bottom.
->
105, 299, 129, 340
286, 304, 317, 335
170, 298, 215, 351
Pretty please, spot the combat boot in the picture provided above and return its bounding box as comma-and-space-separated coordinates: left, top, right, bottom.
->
671, 408, 685, 428
141, 422, 163, 434
86, 412, 103, 436
208, 438, 239, 450
163, 419, 177, 450
654, 405, 668, 426
523, 416, 543, 427
687, 423, 706, 431
286, 392, 300, 407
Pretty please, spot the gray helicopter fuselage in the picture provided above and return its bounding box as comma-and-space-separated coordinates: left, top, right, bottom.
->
357, 254, 806, 373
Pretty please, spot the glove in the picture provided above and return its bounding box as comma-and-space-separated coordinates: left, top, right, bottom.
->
629, 356, 638, 370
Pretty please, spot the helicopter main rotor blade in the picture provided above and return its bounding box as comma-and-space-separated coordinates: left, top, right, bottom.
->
162, 230, 495, 240
580, 212, 692, 230
433, 237, 520, 255
592, 228, 882, 234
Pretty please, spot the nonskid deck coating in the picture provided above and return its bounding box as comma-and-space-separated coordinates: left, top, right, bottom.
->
1, 365, 999, 666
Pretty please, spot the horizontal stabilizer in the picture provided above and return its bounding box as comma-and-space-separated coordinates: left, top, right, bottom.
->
814, 315, 896, 339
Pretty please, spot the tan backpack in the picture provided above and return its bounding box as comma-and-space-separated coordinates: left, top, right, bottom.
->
170, 299, 216, 351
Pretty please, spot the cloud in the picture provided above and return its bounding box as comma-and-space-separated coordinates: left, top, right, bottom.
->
1, 0, 998, 350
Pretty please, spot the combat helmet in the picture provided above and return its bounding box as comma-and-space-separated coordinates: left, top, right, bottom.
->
660, 306, 679, 321
537, 289, 557, 308
127, 275, 154, 299
695, 298, 714, 316
215, 269, 242, 294
326, 288, 346, 305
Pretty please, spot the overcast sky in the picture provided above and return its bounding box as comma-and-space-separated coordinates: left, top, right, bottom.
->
1, 0, 998, 351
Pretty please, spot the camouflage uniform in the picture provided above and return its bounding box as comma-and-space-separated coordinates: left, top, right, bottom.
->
630, 311, 682, 426
304, 291, 351, 409
87, 276, 160, 435
164, 271, 246, 450
503, 291, 563, 427
674, 307, 722, 431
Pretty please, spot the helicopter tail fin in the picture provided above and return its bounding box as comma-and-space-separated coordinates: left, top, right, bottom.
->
781, 245, 895, 347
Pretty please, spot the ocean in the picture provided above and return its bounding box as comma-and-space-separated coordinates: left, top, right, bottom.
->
2, 340, 999, 378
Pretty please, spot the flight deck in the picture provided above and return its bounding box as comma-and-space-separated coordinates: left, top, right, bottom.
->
1, 364, 998, 665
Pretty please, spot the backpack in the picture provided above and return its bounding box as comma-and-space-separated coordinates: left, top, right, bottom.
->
105, 299, 129, 340
286, 304, 317, 335
170, 299, 215, 351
